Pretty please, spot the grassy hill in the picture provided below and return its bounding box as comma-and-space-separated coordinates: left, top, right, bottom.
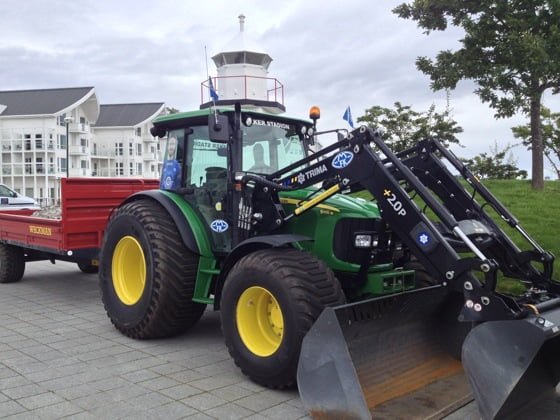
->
478, 179, 559, 280
355, 179, 560, 291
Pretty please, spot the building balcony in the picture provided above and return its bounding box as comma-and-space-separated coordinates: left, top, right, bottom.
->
68, 123, 90, 134
142, 152, 159, 161
70, 146, 90, 155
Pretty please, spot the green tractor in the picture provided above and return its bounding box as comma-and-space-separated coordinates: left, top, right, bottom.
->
100, 104, 560, 419
99, 105, 412, 384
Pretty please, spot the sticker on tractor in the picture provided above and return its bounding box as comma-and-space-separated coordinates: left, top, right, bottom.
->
292, 164, 328, 185
331, 151, 354, 169
417, 232, 431, 246
210, 219, 229, 233
384, 189, 407, 216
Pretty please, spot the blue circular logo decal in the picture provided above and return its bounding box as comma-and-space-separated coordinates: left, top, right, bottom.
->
417, 232, 431, 246
332, 151, 354, 169
210, 219, 229, 233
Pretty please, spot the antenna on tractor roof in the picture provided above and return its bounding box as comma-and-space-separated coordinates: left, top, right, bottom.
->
204, 45, 219, 124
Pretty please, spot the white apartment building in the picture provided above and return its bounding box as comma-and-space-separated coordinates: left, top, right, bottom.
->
92, 103, 166, 179
0, 88, 166, 205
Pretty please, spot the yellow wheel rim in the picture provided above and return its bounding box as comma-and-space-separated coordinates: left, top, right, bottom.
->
112, 236, 146, 306
236, 286, 284, 357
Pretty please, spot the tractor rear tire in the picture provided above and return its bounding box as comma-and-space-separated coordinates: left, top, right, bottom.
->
220, 248, 345, 388
0, 244, 25, 283
99, 199, 206, 339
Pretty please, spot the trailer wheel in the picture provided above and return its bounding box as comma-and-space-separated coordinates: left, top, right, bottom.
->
99, 199, 206, 339
77, 262, 99, 274
220, 248, 345, 388
0, 244, 25, 283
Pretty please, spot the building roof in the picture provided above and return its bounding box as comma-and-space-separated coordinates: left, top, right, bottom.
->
0, 87, 95, 116
94, 103, 165, 127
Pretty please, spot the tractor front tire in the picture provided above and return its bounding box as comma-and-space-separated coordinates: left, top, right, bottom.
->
99, 199, 206, 339
220, 248, 345, 388
0, 244, 25, 283
77, 262, 99, 274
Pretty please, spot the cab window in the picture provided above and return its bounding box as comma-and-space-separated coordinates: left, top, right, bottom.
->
241, 119, 306, 175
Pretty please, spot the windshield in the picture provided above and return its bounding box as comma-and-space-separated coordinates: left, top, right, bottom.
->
241, 118, 307, 174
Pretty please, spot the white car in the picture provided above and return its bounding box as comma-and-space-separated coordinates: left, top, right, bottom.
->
0, 184, 39, 210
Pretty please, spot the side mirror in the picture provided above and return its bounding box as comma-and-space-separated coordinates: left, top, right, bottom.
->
208, 114, 230, 143
150, 126, 167, 138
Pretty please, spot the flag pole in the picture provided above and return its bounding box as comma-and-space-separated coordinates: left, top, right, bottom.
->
205, 46, 219, 124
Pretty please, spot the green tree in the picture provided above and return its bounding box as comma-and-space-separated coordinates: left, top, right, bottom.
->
357, 102, 463, 153
512, 106, 560, 180
394, 1, 560, 189
463, 141, 528, 179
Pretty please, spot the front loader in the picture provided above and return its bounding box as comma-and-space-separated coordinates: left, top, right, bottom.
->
99, 104, 560, 419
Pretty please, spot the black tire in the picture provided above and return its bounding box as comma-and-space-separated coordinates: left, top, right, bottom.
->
99, 199, 206, 339
0, 244, 25, 283
77, 262, 99, 274
405, 258, 436, 288
220, 248, 345, 388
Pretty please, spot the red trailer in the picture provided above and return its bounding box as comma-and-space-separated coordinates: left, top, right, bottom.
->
0, 177, 159, 282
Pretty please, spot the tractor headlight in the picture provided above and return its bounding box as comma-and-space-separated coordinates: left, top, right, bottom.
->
354, 233, 378, 248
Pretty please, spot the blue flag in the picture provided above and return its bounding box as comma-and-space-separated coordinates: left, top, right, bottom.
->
208, 77, 219, 102
343, 106, 354, 128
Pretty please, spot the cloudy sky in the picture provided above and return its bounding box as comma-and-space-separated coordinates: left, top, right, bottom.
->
1, 0, 559, 176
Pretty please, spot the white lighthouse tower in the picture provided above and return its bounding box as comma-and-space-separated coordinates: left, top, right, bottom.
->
201, 15, 285, 114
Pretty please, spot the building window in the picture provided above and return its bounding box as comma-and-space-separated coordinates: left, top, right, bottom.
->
137, 144, 142, 156
60, 134, 67, 149
129, 162, 134, 175
36, 157, 44, 174
136, 127, 141, 136
137, 163, 142, 174
35, 134, 43, 149
129, 142, 134, 156
24, 134, 31, 150
25, 157, 33, 174
115, 142, 123, 156
115, 162, 123, 175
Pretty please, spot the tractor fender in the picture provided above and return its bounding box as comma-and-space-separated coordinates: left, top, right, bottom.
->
121, 190, 200, 255
213, 234, 311, 309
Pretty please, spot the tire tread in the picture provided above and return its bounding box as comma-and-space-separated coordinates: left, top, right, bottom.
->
100, 199, 205, 339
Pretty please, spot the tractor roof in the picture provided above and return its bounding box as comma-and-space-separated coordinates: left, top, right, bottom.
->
153, 107, 311, 128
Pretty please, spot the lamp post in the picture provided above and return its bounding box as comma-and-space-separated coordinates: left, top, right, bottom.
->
64, 116, 73, 178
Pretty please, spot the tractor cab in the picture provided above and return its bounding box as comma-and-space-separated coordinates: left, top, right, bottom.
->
151, 108, 315, 252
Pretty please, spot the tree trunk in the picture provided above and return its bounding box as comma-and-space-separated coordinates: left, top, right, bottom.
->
530, 96, 544, 189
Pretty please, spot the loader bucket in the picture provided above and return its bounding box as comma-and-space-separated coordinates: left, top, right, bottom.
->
462, 308, 560, 420
297, 286, 473, 419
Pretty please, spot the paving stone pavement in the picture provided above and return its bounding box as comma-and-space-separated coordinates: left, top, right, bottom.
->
0, 260, 558, 419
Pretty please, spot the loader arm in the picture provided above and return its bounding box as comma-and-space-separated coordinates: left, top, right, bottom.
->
243, 126, 560, 419
246, 126, 557, 323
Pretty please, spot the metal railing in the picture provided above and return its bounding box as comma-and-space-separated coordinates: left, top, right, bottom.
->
200, 75, 284, 105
